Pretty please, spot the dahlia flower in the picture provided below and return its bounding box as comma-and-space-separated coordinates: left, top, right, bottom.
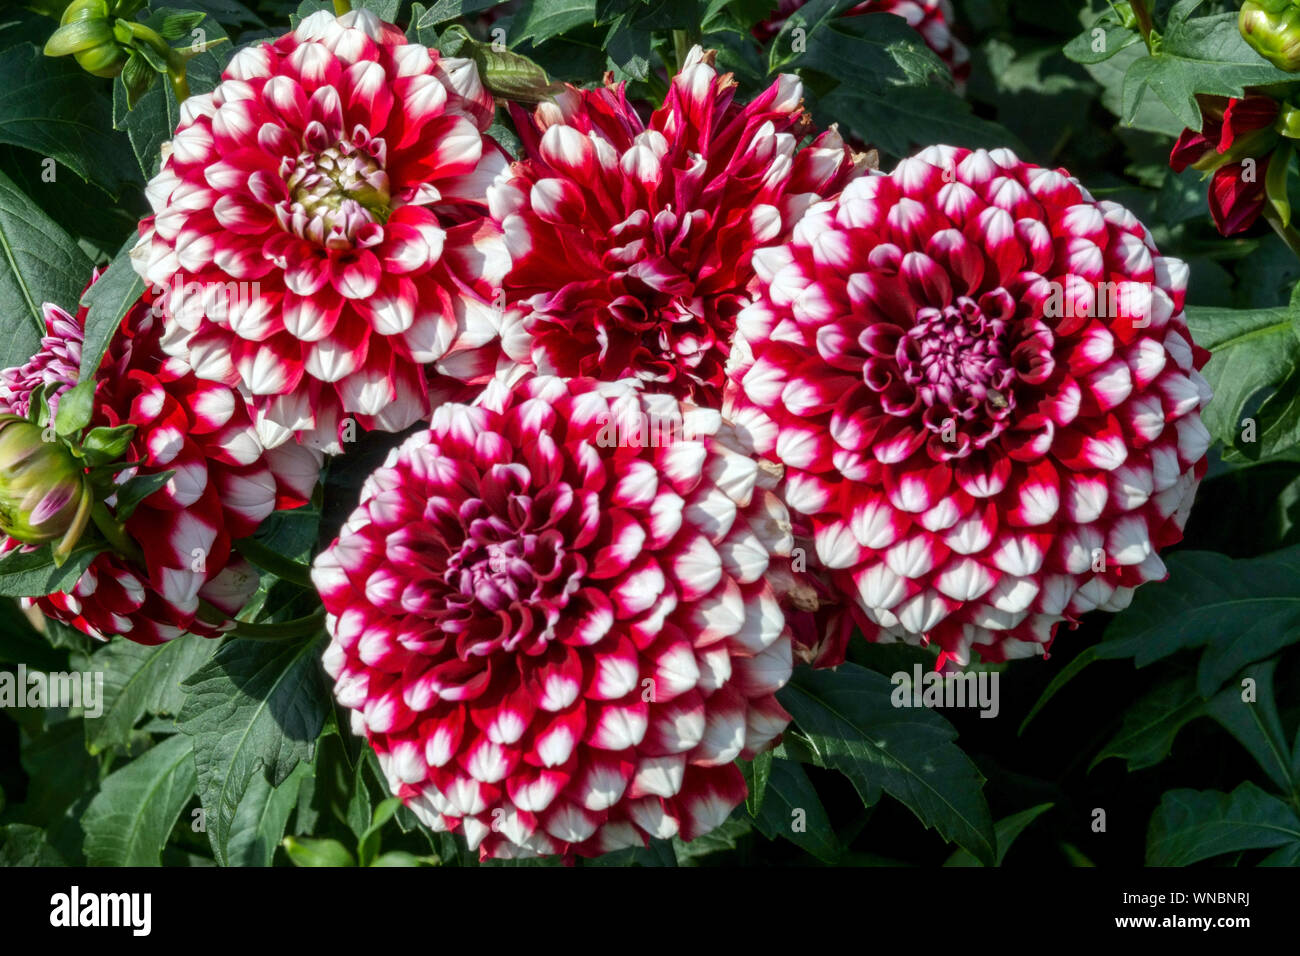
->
0, 279, 321, 645
312, 374, 797, 858
1169, 95, 1281, 235
482, 46, 863, 406
131, 9, 508, 454
757, 0, 971, 88
726, 145, 1213, 664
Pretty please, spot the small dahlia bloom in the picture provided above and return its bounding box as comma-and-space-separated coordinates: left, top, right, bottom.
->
481, 46, 863, 406
757, 0, 971, 87
312, 375, 796, 858
132, 9, 508, 454
1169, 95, 1281, 235
727, 146, 1213, 664
0, 280, 320, 645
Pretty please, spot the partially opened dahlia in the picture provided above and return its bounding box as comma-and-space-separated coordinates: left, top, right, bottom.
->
481, 46, 863, 406
726, 145, 1213, 664
132, 9, 507, 454
0, 279, 320, 644
312, 375, 796, 858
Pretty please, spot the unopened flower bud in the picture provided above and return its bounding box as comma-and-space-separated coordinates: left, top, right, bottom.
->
0, 416, 92, 562
44, 0, 127, 79
1241, 0, 1300, 72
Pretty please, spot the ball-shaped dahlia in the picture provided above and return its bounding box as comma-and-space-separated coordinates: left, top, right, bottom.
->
481, 46, 863, 406
726, 145, 1213, 664
131, 9, 508, 454
312, 374, 797, 858
757, 0, 971, 88
0, 279, 320, 644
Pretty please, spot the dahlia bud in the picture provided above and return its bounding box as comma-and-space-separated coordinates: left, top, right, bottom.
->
1240, 0, 1300, 72
44, 0, 127, 79
0, 415, 92, 564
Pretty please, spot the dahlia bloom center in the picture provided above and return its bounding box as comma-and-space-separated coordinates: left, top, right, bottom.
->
405, 474, 586, 660
280, 130, 391, 246
889, 294, 1023, 451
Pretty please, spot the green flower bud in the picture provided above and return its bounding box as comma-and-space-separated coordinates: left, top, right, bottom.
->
44, 0, 126, 78
0, 416, 92, 564
1241, 1, 1300, 72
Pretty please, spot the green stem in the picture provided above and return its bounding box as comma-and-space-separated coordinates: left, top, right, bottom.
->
197, 600, 326, 640
671, 29, 692, 73
125, 21, 189, 101
1129, 0, 1155, 50
1264, 204, 1300, 262
89, 500, 143, 565
233, 537, 314, 588
333, 0, 352, 14
229, 609, 326, 641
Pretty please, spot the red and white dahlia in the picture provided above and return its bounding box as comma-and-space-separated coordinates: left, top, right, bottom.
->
0, 280, 320, 644
481, 46, 863, 406
757, 0, 971, 88
312, 374, 796, 858
726, 145, 1213, 664
132, 9, 507, 454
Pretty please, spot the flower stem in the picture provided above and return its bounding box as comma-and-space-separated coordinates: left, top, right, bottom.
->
125, 21, 189, 101
228, 608, 326, 641
89, 500, 143, 565
671, 30, 692, 73
333, 0, 352, 14
1264, 204, 1300, 262
1129, 0, 1155, 50
196, 599, 326, 640
233, 536, 314, 588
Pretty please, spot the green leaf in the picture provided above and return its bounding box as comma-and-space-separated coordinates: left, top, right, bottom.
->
778, 663, 996, 866
358, 797, 402, 866
1186, 300, 1300, 461
283, 835, 356, 867
0, 823, 67, 865
0, 167, 94, 347
672, 810, 752, 864
944, 803, 1054, 867
112, 470, 174, 522
1206, 660, 1299, 798
84, 635, 218, 754
120, 50, 156, 112
177, 635, 331, 866
512, 0, 597, 45
81, 733, 197, 866
1090, 671, 1205, 772
779, 17, 1017, 158
1064, 20, 1141, 65
226, 759, 312, 867
1120, 12, 1297, 130
604, 15, 652, 81
0, 542, 103, 598
0, 597, 69, 670
0, 44, 139, 194
742, 748, 772, 816
78, 238, 145, 384
80, 424, 136, 465
1146, 783, 1300, 865
1104, 548, 1300, 695
148, 9, 209, 41
53, 379, 95, 436
417, 0, 509, 29
751, 757, 840, 863
353, 0, 402, 18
